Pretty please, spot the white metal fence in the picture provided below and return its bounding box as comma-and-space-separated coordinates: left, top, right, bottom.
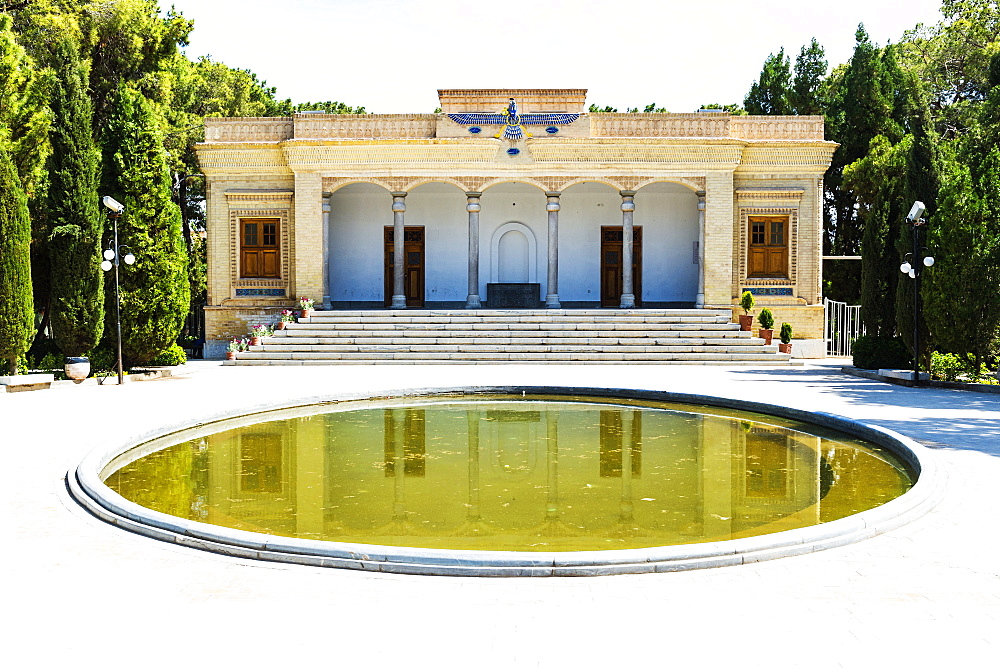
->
824, 298, 864, 357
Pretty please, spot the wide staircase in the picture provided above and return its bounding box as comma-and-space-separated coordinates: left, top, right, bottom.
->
226, 309, 796, 365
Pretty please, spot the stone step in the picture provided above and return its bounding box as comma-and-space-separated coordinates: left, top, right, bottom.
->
304, 315, 733, 325
226, 359, 802, 366
286, 322, 743, 332
275, 328, 754, 339
255, 337, 771, 349
307, 308, 732, 318
234, 351, 791, 361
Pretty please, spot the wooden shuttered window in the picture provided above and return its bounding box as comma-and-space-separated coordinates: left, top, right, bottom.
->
241, 218, 280, 278
747, 216, 789, 278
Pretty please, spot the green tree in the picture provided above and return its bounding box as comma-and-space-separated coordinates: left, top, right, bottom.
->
46, 35, 104, 356
744, 48, 792, 115
0, 148, 33, 374
790, 38, 828, 115
101, 84, 188, 365
923, 147, 1000, 371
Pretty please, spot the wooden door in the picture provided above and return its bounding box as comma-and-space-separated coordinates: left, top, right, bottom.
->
600, 226, 642, 307
384, 226, 425, 307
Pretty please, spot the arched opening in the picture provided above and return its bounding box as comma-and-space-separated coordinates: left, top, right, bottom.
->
498, 229, 529, 282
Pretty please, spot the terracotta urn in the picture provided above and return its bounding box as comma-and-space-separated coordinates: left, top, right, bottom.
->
249, 336, 261, 346
301, 308, 313, 319
276, 321, 286, 330
778, 343, 792, 354
226, 351, 237, 360
738, 314, 753, 331
758, 328, 774, 345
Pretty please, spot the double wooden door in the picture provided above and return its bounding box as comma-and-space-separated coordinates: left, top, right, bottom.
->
600, 226, 642, 307
384, 226, 425, 307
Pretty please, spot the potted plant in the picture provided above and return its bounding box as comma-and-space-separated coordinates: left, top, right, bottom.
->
249, 324, 271, 346
757, 308, 775, 344
276, 309, 296, 330
738, 291, 755, 331
299, 296, 315, 319
778, 322, 793, 354
226, 338, 242, 360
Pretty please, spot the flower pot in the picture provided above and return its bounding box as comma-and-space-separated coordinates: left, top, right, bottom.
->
249, 336, 261, 346
778, 343, 792, 354
758, 328, 773, 345
64, 356, 90, 381
301, 308, 313, 319
276, 321, 287, 330
738, 314, 753, 331
226, 351, 237, 360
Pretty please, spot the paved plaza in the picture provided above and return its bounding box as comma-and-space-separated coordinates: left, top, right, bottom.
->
4, 361, 999, 666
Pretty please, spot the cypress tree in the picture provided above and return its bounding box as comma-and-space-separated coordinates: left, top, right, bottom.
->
0, 148, 34, 374
101, 84, 189, 365
47, 35, 104, 356
744, 49, 793, 115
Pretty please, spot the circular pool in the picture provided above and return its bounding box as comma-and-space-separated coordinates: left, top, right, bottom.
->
69, 387, 943, 575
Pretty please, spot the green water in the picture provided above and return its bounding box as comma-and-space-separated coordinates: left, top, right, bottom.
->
104, 396, 914, 551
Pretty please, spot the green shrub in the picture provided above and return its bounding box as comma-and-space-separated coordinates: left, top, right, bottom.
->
852, 334, 912, 370
779, 322, 793, 344
758, 308, 774, 330
149, 343, 187, 366
85, 346, 117, 372
930, 352, 965, 382
740, 290, 755, 315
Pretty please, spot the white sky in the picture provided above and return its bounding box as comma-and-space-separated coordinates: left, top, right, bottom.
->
163, 0, 946, 113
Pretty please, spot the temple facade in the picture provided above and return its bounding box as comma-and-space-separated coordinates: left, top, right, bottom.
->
195, 89, 837, 358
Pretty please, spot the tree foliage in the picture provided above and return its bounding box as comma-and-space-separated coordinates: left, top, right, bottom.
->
102, 83, 188, 366
745, 48, 793, 115
46, 34, 104, 356
0, 148, 33, 374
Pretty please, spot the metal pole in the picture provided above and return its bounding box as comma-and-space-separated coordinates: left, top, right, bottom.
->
113, 212, 123, 385
912, 221, 920, 385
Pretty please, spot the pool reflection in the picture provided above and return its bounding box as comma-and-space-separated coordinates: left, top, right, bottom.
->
105, 401, 912, 551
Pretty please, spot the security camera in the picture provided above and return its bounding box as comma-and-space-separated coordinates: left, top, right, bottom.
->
906, 201, 925, 222
102, 196, 125, 213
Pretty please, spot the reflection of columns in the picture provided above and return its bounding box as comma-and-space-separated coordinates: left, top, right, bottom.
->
322, 198, 331, 310
545, 191, 561, 308
620, 410, 634, 522
467, 410, 481, 520
620, 190, 636, 309
295, 417, 326, 537
695, 190, 706, 308
392, 409, 407, 521
390, 192, 407, 309
465, 192, 482, 309
701, 415, 734, 537
545, 409, 559, 519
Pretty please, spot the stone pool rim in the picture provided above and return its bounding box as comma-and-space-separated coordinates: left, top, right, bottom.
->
68, 386, 944, 577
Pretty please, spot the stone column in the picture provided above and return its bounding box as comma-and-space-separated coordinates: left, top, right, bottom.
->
465, 192, 482, 309
293, 172, 324, 304
695, 190, 706, 308
322, 197, 331, 310
390, 192, 407, 309
620, 190, 636, 309
545, 191, 561, 308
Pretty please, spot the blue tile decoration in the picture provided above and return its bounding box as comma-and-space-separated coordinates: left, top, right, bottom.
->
743, 287, 793, 296
468, 126, 482, 134
507, 147, 520, 156
545, 126, 559, 134
236, 288, 286, 297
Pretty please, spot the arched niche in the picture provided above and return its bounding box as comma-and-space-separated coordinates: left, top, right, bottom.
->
490, 222, 537, 284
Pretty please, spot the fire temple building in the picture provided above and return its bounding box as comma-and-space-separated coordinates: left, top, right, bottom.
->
195, 89, 837, 361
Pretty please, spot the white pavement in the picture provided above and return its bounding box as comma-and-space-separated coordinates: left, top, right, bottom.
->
3, 361, 999, 667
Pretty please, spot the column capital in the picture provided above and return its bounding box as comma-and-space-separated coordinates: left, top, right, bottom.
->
544, 191, 561, 198
465, 191, 482, 198
390, 191, 407, 198
620, 190, 636, 197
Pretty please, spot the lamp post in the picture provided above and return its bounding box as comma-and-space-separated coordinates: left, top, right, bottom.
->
99, 196, 135, 385
899, 201, 934, 385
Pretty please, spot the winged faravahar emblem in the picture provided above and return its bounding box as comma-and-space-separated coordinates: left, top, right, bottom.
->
447, 98, 580, 140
